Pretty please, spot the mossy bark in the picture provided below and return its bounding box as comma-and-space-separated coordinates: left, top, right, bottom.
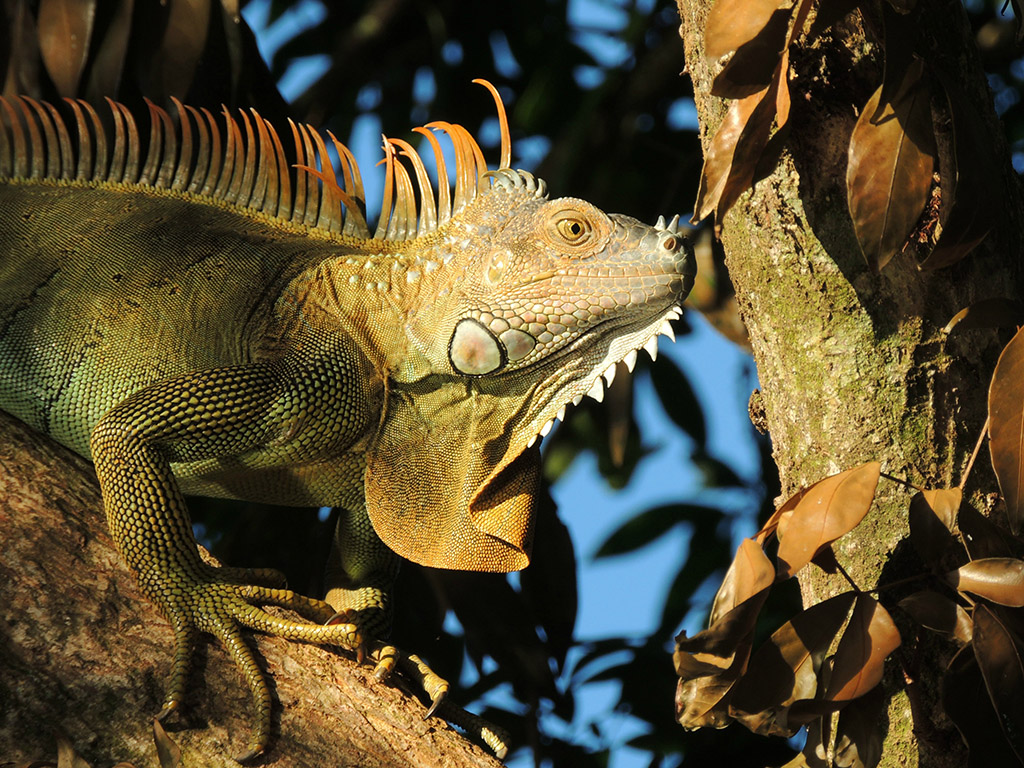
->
677, 1, 1024, 766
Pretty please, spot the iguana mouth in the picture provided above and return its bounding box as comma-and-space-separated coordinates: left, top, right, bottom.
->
524, 301, 684, 449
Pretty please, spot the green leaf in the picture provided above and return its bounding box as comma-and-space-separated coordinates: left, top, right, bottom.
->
595, 503, 720, 558
647, 354, 706, 447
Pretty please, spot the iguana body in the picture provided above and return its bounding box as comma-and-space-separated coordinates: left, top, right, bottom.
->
0, 86, 694, 758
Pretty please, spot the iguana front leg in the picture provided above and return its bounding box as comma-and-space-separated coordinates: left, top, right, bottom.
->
89, 360, 373, 761
324, 503, 400, 646
325, 505, 451, 709
324, 503, 512, 757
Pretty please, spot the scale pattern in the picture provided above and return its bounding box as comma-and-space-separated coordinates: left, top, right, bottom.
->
0, 81, 696, 758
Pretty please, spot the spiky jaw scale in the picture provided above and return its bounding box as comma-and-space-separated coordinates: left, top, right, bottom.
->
521, 214, 694, 450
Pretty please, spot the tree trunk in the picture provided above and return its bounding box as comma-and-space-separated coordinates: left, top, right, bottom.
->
677, 1, 1024, 766
0, 410, 500, 768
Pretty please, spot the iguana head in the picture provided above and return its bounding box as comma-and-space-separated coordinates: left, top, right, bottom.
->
404, 178, 694, 439
362, 82, 695, 573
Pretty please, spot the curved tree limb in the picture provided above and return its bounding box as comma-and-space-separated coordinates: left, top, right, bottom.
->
0, 410, 500, 768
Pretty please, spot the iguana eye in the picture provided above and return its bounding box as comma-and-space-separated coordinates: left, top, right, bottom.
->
555, 216, 591, 244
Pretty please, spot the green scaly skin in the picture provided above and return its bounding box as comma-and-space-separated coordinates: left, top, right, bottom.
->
0, 97, 695, 759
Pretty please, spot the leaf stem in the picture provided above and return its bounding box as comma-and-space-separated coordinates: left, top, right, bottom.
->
959, 415, 990, 491
835, 560, 861, 593
869, 573, 930, 594
880, 471, 923, 492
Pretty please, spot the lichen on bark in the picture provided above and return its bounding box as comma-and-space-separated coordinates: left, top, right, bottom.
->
676, 0, 1024, 765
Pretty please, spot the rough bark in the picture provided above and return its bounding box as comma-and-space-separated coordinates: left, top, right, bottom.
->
677, 1, 1023, 766
0, 410, 500, 768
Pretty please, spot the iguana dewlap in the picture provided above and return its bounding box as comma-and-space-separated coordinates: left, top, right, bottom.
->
0, 83, 694, 758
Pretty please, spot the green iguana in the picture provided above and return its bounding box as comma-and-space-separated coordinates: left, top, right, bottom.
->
0, 81, 694, 759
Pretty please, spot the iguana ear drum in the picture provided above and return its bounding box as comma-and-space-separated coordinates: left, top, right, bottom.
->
449, 318, 506, 375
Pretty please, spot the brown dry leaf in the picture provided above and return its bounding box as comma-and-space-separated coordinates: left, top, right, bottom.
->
36, 0, 96, 95
55, 734, 91, 768
676, 672, 735, 729
153, 718, 182, 768
800, 716, 832, 768
676, 586, 772, 678
943, 645, 1024, 767
898, 590, 973, 643
711, 8, 790, 99
709, 538, 776, 624
810, 545, 841, 574
83, 0, 134, 104
944, 299, 1024, 335
756, 483, 806, 544
776, 753, 819, 768
143, 0, 212, 101
989, 326, 1024, 535
825, 596, 901, 702
705, 0, 788, 61
693, 50, 789, 225
730, 592, 857, 736
946, 558, 1024, 607
972, 605, 1024, 762
846, 59, 935, 271
675, 574, 772, 728
919, 75, 994, 270
788, 0, 817, 46
958, 503, 1015, 560
876, 1, 917, 122
1, 1, 38, 98
1011, 0, 1024, 42
833, 685, 887, 768
908, 488, 961, 566
809, 0, 862, 37
776, 462, 881, 579
693, 89, 761, 222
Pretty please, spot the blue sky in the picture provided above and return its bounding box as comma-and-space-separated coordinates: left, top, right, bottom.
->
241, 2, 760, 764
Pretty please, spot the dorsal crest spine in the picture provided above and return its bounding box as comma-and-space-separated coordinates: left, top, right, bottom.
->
0, 79, 525, 242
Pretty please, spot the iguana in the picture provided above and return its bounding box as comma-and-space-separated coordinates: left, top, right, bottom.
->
0, 81, 695, 759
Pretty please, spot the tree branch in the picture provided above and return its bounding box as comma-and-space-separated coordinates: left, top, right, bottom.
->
0, 410, 500, 768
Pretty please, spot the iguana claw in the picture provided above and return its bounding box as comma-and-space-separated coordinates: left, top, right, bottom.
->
233, 746, 265, 764
423, 690, 447, 720
155, 701, 180, 722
